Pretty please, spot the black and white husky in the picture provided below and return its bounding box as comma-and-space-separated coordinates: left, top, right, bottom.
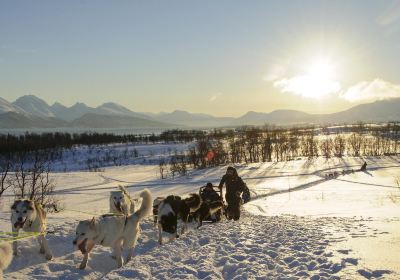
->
109, 185, 136, 215
157, 193, 201, 245
193, 200, 224, 228
152, 197, 165, 226
73, 189, 152, 269
10, 199, 53, 260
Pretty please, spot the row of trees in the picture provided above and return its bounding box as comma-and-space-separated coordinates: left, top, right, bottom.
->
0, 130, 207, 155
0, 151, 56, 208
2, 123, 399, 155
1, 123, 399, 181
163, 124, 400, 174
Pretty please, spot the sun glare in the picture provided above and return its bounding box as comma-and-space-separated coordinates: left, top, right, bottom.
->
307, 58, 335, 80
273, 56, 341, 99
298, 57, 341, 98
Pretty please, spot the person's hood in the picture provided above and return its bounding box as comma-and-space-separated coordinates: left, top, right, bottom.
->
227, 166, 238, 177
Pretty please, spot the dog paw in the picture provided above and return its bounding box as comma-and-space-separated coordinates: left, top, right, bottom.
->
111, 255, 117, 259
45, 253, 53, 260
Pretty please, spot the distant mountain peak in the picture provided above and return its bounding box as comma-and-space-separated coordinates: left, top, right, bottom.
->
2, 95, 400, 129
97, 102, 132, 111
13, 94, 54, 118
16, 94, 43, 100
51, 102, 67, 108
100, 101, 121, 107
0, 97, 27, 115
96, 102, 151, 120
171, 110, 189, 115
72, 102, 88, 107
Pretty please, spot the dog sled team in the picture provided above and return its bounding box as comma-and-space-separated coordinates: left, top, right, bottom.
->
324, 161, 367, 179
0, 166, 250, 275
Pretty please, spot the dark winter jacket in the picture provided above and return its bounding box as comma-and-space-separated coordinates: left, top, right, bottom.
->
218, 167, 250, 203
200, 187, 220, 202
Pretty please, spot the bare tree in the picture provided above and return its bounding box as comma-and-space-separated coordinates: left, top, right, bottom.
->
0, 154, 12, 198
169, 154, 187, 178
28, 152, 56, 206
188, 146, 199, 168
262, 134, 273, 162
348, 133, 363, 157
14, 151, 29, 198
333, 134, 346, 157
245, 129, 260, 163
196, 138, 213, 168
159, 158, 167, 179
301, 131, 318, 159
229, 139, 242, 163
12, 150, 57, 207
320, 137, 333, 158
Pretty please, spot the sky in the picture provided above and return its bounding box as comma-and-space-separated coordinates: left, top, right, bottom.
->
1, 0, 400, 117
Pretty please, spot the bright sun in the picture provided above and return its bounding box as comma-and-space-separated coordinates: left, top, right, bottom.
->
273, 56, 342, 99
307, 58, 335, 80
301, 57, 340, 98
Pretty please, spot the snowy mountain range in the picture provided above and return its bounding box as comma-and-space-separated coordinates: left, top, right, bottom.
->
0, 95, 400, 129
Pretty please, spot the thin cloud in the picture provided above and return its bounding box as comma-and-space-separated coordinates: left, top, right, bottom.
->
263, 64, 288, 82
376, 0, 400, 25
209, 92, 222, 102
273, 75, 341, 98
341, 78, 400, 102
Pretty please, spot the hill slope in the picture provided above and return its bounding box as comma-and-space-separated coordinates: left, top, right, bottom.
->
2, 95, 400, 129
13, 95, 55, 118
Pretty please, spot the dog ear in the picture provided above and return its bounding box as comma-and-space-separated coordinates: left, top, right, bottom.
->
89, 217, 96, 229
11, 201, 18, 210
27, 201, 35, 211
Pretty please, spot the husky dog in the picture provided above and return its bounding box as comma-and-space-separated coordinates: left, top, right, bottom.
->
193, 200, 225, 228
185, 193, 202, 212
10, 199, 52, 260
0, 242, 12, 280
152, 197, 165, 226
110, 185, 136, 215
73, 189, 152, 269
157, 193, 201, 245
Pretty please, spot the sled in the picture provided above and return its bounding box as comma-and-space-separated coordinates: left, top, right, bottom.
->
198, 185, 224, 222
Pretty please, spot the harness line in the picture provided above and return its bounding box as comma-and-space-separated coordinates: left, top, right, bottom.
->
0, 231, 44, 244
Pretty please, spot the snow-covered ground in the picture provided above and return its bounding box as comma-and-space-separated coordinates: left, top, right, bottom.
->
1, 156, 399, 279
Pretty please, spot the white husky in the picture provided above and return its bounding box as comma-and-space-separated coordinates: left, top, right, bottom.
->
74, 189, 152, 269
10, 199, 52, 260
109, 185, 136, 215
0, 242, 13, 280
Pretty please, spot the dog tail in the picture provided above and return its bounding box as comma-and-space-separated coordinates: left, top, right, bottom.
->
0, 242, 13, 271
183, 193, 202, 211
135, 189, 153, 221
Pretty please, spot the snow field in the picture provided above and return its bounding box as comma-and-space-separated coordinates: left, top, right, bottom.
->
0, 155, 399, 279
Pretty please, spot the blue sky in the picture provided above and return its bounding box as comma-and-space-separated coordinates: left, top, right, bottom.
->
1, 0, 399, 116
